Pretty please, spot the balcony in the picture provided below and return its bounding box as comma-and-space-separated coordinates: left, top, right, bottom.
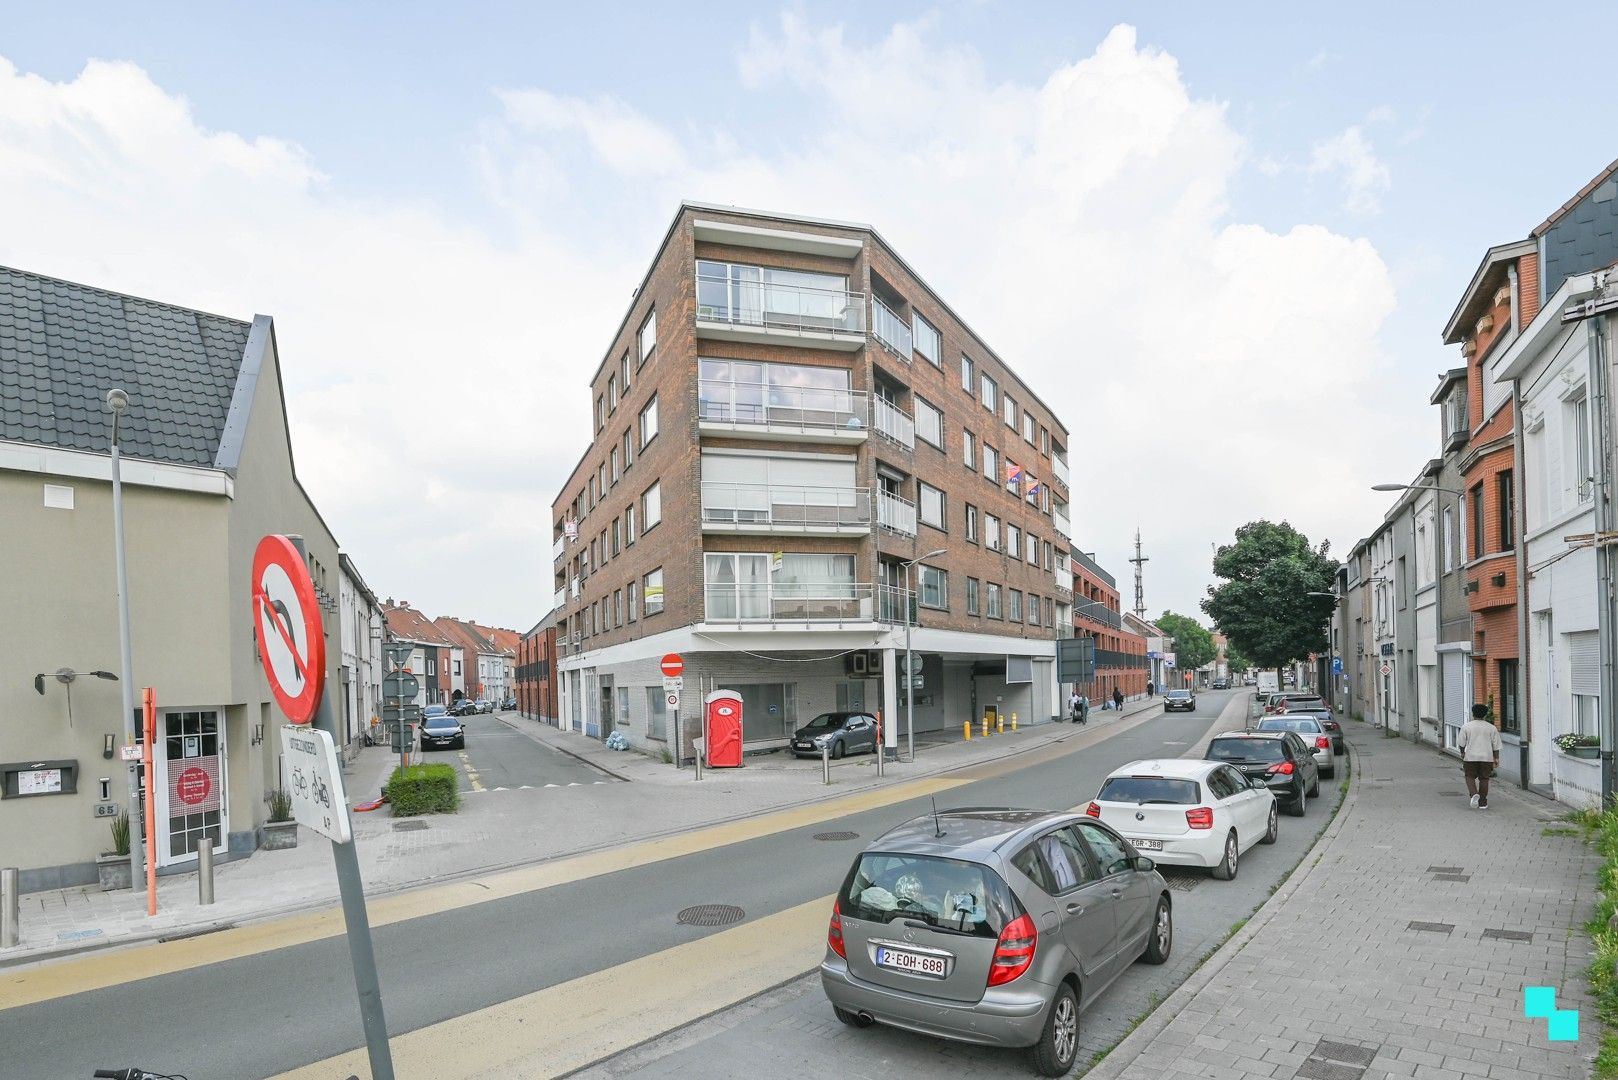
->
1051, 453, 1070, 488
874, 398, 915, 450
696, 270, 866, 351
701, 483, 872, 536
1055, 565, 1074, 595
1074, 597, 1123, 630
1053, 506, 1072, 540
698, 379, 869, 444
553, 587, 566, 611
552, 536, 565, 562
570, 576, 580, 601
878, 490, 918, 536
703, 582, 896, 626
871, 297, 913, 360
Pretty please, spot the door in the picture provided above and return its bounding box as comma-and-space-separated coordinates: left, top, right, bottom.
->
1219, 765, 1267, 844
154, 709, 226, 866
1013, 830, 1114, 981
849, 715, 877, 752
1076, 822, 1154, 964
599, 680, 615, 740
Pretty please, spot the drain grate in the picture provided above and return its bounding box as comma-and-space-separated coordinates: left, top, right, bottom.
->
1312, 1040, 1377, 1067
1439, 791, 1465, 796
1162, 871, 1201, 893
392, 820, 429, 831
1432, 873, 1471, 882
1406, 921, 1455, 934
1483, 928, 1533, 942
1426, 865, 1463, 873
677, 904, 747, 927
813, 831, 860, 841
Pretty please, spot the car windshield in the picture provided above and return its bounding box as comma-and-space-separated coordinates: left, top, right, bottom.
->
1208, 737, 1285, 763
1166, 690, 1192, 699
1097, 776, 1200, 804
1258, 717, 1322, 734
801, 714, 849, 732
839, 853, 1017, 939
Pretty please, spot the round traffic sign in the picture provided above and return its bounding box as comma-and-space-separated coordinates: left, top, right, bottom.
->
251, 534, 326, 724
383, 671, 419, 701
660, 653, 684, 678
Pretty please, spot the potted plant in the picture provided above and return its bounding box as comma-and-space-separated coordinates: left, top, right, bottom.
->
97, 811, 133, 891
259, 788, 298, 850
1554, 733, 1601, 760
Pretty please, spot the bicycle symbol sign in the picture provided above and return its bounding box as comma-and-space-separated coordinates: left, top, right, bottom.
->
279, 724, 352, 844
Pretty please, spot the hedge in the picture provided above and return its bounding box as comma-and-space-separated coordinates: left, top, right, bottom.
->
388, 763, 459, 816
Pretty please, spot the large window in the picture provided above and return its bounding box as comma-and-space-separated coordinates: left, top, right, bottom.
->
639, 309, 656, 365
963, 429, 976, 469
1497, 470, 1514, 551
961, 355, 974, 392
704, 552, 857, 621
913, 314, 941, 366
919, 565, 947, 609
696, 260, 856, 334
987, 583, 1002, 619
967, 577, 980, 615
915, 396, 942, 448
981, 373, 998, 412
1009, 589, 1023, 622
966, 503, 979, 543
643, 569, 664, 615
918, 482, 945, 529
640, 396, 659, 448
698, 358, 856, 428
642, 481, 662, 530
1470, 483, 1484, 560
986, 514, 1001, 551
1004, 395, 1018, 429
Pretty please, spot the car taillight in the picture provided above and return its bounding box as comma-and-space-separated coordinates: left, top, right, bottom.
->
1186, 807, 1214, 829
1266, 761, 1294, 775
988, 913, 1037, 986
1316, 737, 1330, 749
1085, 801, 1101, 818
827, 900, 846, 958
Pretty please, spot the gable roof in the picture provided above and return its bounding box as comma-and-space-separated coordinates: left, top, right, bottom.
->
433, 616, 504, 658
0, 265, 252, 467
384, 603, 455, 647
1533, 157, 1618, 237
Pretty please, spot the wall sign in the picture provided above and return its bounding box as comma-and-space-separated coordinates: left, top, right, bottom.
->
0, 759, 79, 799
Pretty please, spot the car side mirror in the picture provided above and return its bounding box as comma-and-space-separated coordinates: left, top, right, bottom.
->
1132, 856, 1156, 873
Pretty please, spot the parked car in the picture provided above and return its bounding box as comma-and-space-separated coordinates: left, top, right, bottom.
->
1087, 759, 1277, 880
473, 699, 493, 714
1275, 703, 1344, 755
419, 710, 465, 751
1205, 732, 1318, 816
448, 699, 476, 717
502, 697, 517, 710
1211, 678, 1230, 690
1253, 716, 1335, 778
1163, 689, 1197, 712
1264, 692, 1330, 715
792, 712, 879, 758
822, 808, 1171, 1076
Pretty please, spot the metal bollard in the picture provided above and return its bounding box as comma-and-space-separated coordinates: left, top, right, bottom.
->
981, 716, 990, 738
997, 716, 1005, 734
2, 866, 18, 948
822, 742, 831, 785
694, 736, 703, 782
963, 720, 972, 741
1011, 713, 1019, 731
198, 841, 215, 906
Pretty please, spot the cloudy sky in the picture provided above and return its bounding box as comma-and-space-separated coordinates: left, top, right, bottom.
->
2, 3, 1613, 630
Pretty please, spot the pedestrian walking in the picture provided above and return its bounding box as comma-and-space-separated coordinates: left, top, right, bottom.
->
1069, 690, 1081, 723
1112, 687, 1124, 713
1147, 680, 1155, 698
1078, 694, 1089, 724
1458, 702, 1502, 809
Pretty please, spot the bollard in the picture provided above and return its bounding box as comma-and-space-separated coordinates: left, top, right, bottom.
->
1, 866, 18, 948
1011, 712, 1019, 731
822, 742, 831, 785
875, 714, 885, 777
981, 716, 990, 738
963, 720, 972, 741
694, 735, 703, 782
198, 841, 215, 906
997, 716, 1005, 734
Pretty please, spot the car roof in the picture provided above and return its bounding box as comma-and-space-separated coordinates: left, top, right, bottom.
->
870, 808, 1076, 860
807, 711, 866, 720
1103, 758, 1218, 781
1215, 731, 1292, 742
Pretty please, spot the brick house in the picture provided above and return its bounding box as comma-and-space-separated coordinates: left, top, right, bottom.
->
381, 602, 461, 705
517, 612, 559, 723
1070, 550, 1148, 702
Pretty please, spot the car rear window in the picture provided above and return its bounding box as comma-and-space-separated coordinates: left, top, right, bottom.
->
1208, 737, 1285, 763
1258, 718, 1321, 734
1166, 690, 1191, 699
1096, 776, 1201, 804
839, 853, 1017, 938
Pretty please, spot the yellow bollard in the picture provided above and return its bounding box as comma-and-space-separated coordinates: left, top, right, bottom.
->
963, 720, 972, 741
981, 715, 991, 738
996, 715, 1005, 734
1011, 712, 1018, 731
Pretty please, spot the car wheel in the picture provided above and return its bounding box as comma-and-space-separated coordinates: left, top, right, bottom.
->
1141, 896, 1172, 964
831, 739, 845, 760
1210, 829, 1239, 880
833, 1005, 872, 1029
1031, 982, 1080, 1077
1308, 775, 1321, 797
1285, 794, 1306, 817
1261, 801, 1280, 844
1334, 743, 1345, 756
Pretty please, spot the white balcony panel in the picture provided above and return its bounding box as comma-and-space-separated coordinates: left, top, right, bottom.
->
1053, 507, 1073, 540
701, 483, 872, 536
874, 398, 915, 450
871, 297, 913, 360
553, 588, 566, 610
878, 491, 918, 536
552, 536, 565, 562
698, 380, 869, 444
1052, 454, 1070, 488
1056, 566, 1074, 594
703, 582, 879, 626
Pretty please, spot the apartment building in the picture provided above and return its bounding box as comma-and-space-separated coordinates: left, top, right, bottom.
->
1070, 551, 1149, 699
338, 554, 386, 752
517, 612, 559, 723
550, 204, 1078, 755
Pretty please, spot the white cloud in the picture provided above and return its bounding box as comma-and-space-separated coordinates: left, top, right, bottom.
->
0, 23, 1412, 627
1309, 124, 1391, 215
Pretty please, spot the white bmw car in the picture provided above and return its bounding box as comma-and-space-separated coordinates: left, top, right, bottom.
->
1085, 759, 1278, 880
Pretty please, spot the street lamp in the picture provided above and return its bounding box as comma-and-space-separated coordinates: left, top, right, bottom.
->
902, 549, 946, 763
107, 388, 143, 891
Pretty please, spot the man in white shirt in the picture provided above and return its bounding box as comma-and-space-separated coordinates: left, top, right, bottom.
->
1458, 702, 1503, 809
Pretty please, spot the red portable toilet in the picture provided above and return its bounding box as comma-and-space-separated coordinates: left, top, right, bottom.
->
704, 690, 744, 768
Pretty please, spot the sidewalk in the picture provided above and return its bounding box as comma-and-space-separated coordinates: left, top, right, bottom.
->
2, 699, 1164, 968
1087, 720, 1602, 1080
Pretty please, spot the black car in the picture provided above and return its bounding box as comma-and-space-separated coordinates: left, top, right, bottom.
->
420, 710, 465, 751
1211, 678, 1230, 690
448, 699, 477, 717
1204, 732, 1319, 816
1164, 689, 1197, 712
790, 712, 879, 759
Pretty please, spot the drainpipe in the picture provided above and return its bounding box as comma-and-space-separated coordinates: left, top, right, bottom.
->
1510, 372, 1531, 790
1590, 310, 1616, 808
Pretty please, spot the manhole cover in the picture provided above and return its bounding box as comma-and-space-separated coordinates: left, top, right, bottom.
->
1433, 873, 1471, 882
1427, 865, 1463, 873
392, 820, 429, 831
1313, 1040, 1377, 1067
813, 831, 860, 841
677, 904, 747, 927
1483, 928, 1533, 942
1406, 921, 1454, 934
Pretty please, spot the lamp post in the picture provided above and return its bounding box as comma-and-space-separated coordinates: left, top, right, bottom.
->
902, 549, 946, 763
107, 388, 144, 891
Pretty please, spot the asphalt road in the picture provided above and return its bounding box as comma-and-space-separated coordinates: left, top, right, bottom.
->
425, 711, 616, 791
2, 691, 1346, 1080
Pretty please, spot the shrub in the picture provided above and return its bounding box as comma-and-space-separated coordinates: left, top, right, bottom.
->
267, 788, 294, 822
1579, 807, 1618, 1076
109, 810, 131, 856
388, 763, 459, 816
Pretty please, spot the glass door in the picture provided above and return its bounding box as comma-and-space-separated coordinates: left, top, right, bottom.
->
154, 709, 226, 865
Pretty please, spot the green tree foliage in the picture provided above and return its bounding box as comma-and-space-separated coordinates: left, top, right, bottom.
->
1157, 611, 1216, 675
1202, 520, 1338, 674
1224, 643, 1252, 675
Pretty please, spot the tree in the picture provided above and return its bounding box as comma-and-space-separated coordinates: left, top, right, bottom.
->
1202, 520, 1338, 680
1224, 642, 1252, 676
1156, 611, 1216, 678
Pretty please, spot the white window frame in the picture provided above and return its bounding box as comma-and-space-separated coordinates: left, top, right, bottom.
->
639, 309, 657, 365
961, 355, 974, 392
643, 568, 665, 615
642, 481, 662, 531
981, 373, 998, 412
918, 481, 945, 529
918, 565, 947, 609
913, 313, 941, 366
640, 395, 659, 449
915, 396, 942, 448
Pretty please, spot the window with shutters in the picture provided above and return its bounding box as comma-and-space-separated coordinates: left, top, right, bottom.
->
1570, 631, 1599, 736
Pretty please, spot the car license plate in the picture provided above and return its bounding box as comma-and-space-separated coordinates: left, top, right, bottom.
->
875, 947, 948, 977
1129, 838, 1163, 851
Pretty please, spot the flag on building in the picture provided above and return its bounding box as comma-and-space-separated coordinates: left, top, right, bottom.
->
1005, 462, 1022, 494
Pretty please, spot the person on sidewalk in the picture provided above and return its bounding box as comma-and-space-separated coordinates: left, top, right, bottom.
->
1147, 681, 1155, 698
1112, 687, 1125, 713
1458, 702, 1502, 809
1077, 693, 1089, 725
1069, 690, 1081, 723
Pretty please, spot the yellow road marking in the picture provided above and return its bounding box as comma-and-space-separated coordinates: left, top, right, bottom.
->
275, 895, 835, 1080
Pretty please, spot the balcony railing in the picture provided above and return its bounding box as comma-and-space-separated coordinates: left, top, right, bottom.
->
1055, 565, 1074, 594
698, 379, 869, 437
701, 483, 872, 531
878, 490, 918, 536
871, 297, 913, 360
1051, 454, 1070, 488
874, 397, 915, 449
1053, 507, 1072, 539
552, 536, 565, 562
696, 271, 866, 339
703, 582, 890, 625
877, 584, 914, 626
552, 587, 566, 610
1074, 597, 1123, 630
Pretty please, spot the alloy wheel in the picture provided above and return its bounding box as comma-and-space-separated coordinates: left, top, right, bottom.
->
1156, 903, 1172, 955
1052, 994, 1077, 1064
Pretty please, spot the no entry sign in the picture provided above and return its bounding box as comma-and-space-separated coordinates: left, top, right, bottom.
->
251, 534, 326, 724
660, 653, 684, 678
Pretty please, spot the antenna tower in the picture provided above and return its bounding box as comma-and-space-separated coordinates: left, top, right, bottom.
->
1129, 529, 1149, 620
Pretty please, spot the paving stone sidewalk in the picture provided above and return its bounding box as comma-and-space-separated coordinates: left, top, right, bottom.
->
1087, 722, 1603, 1080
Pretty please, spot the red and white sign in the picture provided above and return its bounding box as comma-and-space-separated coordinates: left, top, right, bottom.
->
660, 653, 684, 678
168, 758, 220, 813
251, 534, 326, 725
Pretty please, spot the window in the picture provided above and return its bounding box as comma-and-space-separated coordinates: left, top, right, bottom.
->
640, 396, 659, 449
1027, 533, 1038, 564
453, 659, 462, 677
1497, 470, 1514, 551
620, 350, 631, 391
599, 463, 608, 496
913, 314, 940, 366
611, 448, 620, 483
588, 475, 596, 508
960, 354, 974, 392
626, 504, 637, 544
612, 518, 621, 556
641, 482, 662, 530
1025, 475, 1040, 507
614, 589, 623, 628
983, 444, 998, 482
1498, 659, 1519, 736
1023, 412, 1036, 443
986, 514, 1002, 551
965, 504, 979, 543
1008, 523, 1021, 556
1568, 388, 1593, 503
1009, 589, 1023, 622
643, 569, 664, 615
628, 580, 639, 621
1003, 395, 1017, 429
639, 309, 656, 365
967, 577, 980, 615
645, 686, 667, 740
1043, 540, 1053, 570
919, 566, 947, 609
1026, 594, 1039, 625
1043, 596, 1054, 627
607, 375, 618, 412
963, 429, 977, 469
1076, 821, 1133, 876
1442, 507, 1455, 572
426, 656, 437, 676
918, 482, 945, 529
981, 373, 997, 411
1470, 483, 1484, 560
623, 429, 634, 471
1040, 427, 1049, 455
915, 396, 942, 447
589, 603, 598, 635
595, 395, 605, 432
987, 583, 1002, 619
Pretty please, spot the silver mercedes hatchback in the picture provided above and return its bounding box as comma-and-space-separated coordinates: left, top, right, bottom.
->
821, 807, 1172, 1076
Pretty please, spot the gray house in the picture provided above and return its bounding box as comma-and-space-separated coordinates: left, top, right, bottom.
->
0, 266, 343, 891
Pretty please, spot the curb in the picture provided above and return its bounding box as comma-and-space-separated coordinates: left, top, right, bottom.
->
1079, 725, 1360, 1079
